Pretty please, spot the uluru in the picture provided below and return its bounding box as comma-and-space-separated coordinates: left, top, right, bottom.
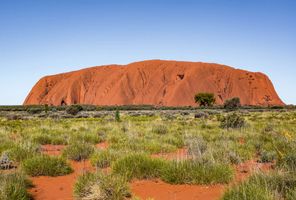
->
24, 60, 284, 106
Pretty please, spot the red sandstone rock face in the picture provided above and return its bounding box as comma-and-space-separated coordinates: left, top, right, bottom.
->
24, 60, 284, 106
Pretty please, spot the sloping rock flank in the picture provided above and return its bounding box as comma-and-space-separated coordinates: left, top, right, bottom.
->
24, 60, 284, 106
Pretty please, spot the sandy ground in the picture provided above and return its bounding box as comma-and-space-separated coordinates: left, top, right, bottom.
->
27, 143, 273, 200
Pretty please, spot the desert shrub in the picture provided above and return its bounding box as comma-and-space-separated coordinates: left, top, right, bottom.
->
220, 113, 245, 129
0, 173, 32, 200
161, 160, 234, 184
7, 142, 40, 162
26, 107, 43, 114
194, 93, 216, 107
224, 97, 241, 110
66, 105, 83, 115
74, 172, 130, 200
115, 110, 121, 122
112, 153, 167, 180
90, 149, 119, 168
258, 151, 276, 163
22, 155, 72, 176
62, 142, 94, 161
194, 112, 209, 119
152, 124, 168, 135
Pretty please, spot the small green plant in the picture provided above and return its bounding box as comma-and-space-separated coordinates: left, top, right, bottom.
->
62, 142, 94, 161
115, 109, 121, 122
220, 113, 245, 129
74, 172, 130, 200
224, 97, 241, 110
194, 93, 216, 107
0, 173, 32, 200
22, 155, 73, 176
66, 105, 83, 115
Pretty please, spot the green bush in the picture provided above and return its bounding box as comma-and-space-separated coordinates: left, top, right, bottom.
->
194, 93, 216, 107
0, 173, 32, 200
74, 172, 130, 200
22, 155, 73, 176
220, 113, 245, 129
115, 110, 121, 122
62, 142, 94, 161
66, 105, 83, 115
224, 97, 241, 110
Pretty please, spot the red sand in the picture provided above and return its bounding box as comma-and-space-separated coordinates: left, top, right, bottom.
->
131, 180, 225, 200
95, 142, 109, 150
29, 145, 274, 200
29, 161, 95, 200
24, 60, 284, 106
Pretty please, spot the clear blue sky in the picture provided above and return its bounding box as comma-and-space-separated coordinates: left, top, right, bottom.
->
0, 0, 295, 105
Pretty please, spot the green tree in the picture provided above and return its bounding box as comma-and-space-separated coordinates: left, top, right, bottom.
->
224, 97, 241, 109
194, 93, 216, 107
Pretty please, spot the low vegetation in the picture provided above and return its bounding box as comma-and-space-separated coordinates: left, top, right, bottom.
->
112, 153, 233, 184
0, 107, 296, 199
22, 155, 73, 176
74, 172, 130, 200
0, 173, 32, 200
62, 142, 94, 161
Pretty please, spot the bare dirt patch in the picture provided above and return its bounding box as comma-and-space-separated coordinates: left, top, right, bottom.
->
29, 160, 95, 200
131, 179, 225, 200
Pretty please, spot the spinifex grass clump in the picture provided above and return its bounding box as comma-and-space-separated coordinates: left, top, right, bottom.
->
223, 172, 296, 200
62, 142, 94, 161
161, 160, 234, 184
112, 153, 166, 180
90, 149, 121, 168
0, 173, 32, 200
112, 153, 234, 184
7, 141, 40, 162
74, 172, 130, 200
22, 155, 73, 176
